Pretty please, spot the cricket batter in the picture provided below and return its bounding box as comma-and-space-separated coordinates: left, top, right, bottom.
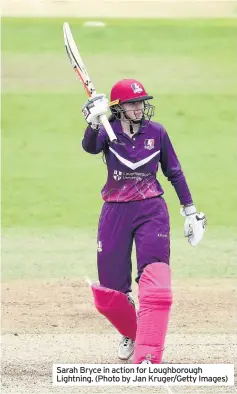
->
82, 79, 206, 364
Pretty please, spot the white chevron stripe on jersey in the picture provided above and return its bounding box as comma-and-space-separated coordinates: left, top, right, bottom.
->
109, 147, 160, 170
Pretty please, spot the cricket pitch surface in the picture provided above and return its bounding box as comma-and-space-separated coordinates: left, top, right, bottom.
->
2, 278, 237, 393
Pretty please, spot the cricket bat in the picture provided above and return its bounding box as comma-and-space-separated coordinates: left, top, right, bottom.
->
63, 22, 117, 142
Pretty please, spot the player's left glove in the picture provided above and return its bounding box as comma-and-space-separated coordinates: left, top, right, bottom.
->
181, 204, 207, 247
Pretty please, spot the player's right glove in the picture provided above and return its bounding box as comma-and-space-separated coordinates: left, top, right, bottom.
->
181, 204, 207, 247
82, 94, 108, 130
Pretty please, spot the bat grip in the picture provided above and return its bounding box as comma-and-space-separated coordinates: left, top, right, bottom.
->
99, 114, 117, 142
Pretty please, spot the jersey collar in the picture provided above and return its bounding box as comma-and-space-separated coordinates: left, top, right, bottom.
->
112, 120, 147, 135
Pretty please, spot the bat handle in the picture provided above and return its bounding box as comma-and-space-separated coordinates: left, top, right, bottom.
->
99, 114, 117, 142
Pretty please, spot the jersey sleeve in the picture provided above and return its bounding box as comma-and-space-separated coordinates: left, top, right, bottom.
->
160, 130, 193, 206
82, 125, 109, 154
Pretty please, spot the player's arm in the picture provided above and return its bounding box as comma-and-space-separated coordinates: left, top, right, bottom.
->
160, 129, 206, 246
82, 94, 109, 154
82, 125, 109, 154
160, 130, 193, 205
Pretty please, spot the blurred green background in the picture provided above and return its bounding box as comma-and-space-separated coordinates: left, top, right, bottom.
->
2, 18, 237, 281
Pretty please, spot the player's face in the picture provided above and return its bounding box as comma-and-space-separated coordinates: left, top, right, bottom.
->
122, 101, 144, 121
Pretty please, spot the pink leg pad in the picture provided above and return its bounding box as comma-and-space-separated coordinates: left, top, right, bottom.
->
91, 284, 137, 340
132, 263, 172, 364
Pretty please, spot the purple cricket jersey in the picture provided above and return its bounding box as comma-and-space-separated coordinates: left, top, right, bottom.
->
82, 119, 193, 206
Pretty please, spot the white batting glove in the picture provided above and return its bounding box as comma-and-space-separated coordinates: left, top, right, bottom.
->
82, 94, 108, 129
180, 204, 207, 247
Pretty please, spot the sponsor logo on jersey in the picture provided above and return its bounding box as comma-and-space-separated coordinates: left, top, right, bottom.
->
97, 241, 102, 252
113, 170, 123, 181
144, 139, 155, 150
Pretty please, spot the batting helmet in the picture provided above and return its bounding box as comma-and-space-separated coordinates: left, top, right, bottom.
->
109, 79, 154, 124
110, 79, 153, 105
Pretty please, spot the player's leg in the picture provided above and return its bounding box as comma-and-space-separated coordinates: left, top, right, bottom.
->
91, 202, 136, 360
133, 196, 172, 364
97, 202, 133, 293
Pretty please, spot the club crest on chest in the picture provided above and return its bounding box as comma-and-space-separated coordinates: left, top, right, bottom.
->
144, 139, 155, 150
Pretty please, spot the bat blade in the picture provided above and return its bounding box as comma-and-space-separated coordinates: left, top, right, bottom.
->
63, 22, 117, 142
63, 22, 96, 97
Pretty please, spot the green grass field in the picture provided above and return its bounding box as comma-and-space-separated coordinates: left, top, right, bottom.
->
2, 18, 237, 282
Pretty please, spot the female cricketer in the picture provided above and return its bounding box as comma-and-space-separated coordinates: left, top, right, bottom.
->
82, 79, 206, 364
